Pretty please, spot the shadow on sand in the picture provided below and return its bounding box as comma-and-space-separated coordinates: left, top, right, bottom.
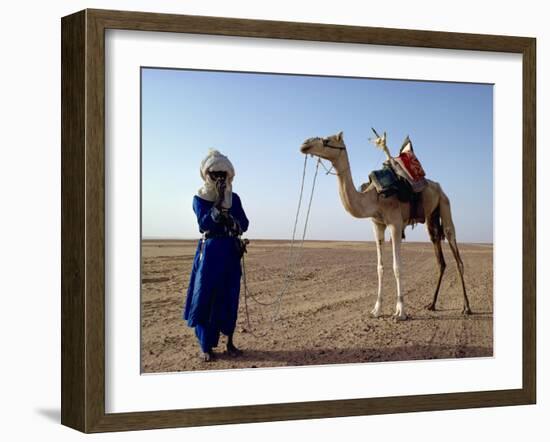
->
212, 343, 492, 367
407, 310, 493, 321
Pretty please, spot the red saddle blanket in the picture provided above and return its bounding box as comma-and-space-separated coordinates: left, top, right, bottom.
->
396, 150, 425, 181
390, 137, 427, 193
394, 138, 425, 182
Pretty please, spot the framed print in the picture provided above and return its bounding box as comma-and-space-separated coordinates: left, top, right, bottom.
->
61, 9, 536, 433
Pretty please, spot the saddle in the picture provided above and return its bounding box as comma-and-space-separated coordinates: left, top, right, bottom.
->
364, 137, 427, 226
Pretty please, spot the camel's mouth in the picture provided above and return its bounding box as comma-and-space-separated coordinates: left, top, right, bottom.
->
300, 144, 312, 154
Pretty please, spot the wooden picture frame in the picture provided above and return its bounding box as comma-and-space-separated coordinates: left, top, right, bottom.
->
61, 8, 536, 433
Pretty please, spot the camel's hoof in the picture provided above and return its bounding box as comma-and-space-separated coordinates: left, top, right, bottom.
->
370, 302, 383, 318
425, 303, 436, 311
462, 306, 472, 316
393, 313, 409, 322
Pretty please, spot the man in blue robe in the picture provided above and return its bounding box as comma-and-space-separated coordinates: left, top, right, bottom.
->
183, 150, 249, 362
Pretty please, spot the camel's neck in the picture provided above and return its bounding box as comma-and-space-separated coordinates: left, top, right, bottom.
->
332, 151, 377, 219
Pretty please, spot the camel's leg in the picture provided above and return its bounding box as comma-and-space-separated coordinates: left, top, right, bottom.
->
440, 195, 472, 315
389, 224, 407, 320
426, 211, 446, 311
426, 239, 446, 311
370, 222, 386, 317
447, 236, 471, 315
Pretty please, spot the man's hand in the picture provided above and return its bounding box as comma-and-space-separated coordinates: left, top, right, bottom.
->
224, 214, 242, 236
224, 213, 236, 230
214, 179, 226, 209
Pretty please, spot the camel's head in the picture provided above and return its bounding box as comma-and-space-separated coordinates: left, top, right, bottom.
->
300, 131, 346, 161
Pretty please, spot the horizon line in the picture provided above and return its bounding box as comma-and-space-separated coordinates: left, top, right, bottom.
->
141, 237, 494, 245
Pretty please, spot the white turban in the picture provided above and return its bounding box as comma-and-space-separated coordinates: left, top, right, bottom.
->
197, 149, 235, 209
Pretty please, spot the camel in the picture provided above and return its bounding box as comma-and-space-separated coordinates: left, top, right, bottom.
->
300, 131, 471, 320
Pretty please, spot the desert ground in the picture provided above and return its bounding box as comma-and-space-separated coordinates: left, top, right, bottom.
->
141, 239, 493, 373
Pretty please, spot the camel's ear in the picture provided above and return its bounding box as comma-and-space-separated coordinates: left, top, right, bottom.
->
337, 131, 344, 141
383, 131, 387, 141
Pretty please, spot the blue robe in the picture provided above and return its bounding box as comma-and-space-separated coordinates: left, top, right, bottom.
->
183, 193, 249, 353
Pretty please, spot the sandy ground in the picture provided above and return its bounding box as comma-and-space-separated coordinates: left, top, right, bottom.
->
141, 239, 493, 373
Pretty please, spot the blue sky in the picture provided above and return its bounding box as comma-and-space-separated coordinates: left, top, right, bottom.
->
141, 68, 493, 243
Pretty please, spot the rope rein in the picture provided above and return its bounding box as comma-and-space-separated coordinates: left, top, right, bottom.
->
241, 155, 321, 337
239, 140, 378, 337
318, 158, 337, 175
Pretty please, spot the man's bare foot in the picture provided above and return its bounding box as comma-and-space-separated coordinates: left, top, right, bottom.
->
226, 343, 243, 356
201, 351, 215, 362
226, 333, 243, 356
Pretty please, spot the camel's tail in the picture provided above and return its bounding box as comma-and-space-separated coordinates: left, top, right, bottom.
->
428, 183, 455, 243
438, 187, 457, 243
428, 205, 445, 242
